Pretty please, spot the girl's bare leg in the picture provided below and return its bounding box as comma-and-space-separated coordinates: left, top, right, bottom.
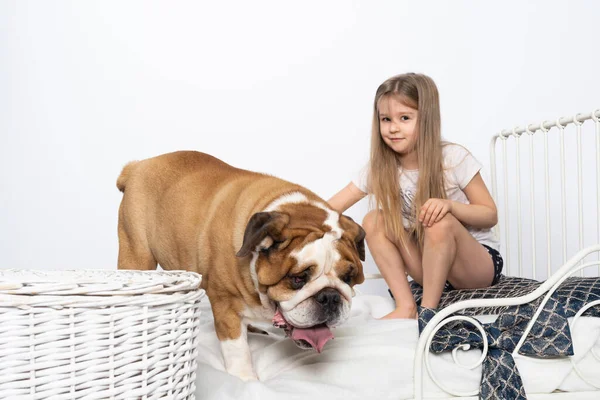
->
362, 210, 422, 319
421, 214, 495, 309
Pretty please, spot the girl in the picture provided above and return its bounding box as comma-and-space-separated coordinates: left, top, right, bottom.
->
328, 73, 502, 319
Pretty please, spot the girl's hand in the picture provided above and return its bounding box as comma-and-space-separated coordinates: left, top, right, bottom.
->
419, 199, 452, 227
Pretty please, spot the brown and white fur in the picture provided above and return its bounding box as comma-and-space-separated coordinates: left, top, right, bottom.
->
116, 151, 365, 381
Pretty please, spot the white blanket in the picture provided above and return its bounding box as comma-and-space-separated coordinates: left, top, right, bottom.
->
195, 295, 600, 400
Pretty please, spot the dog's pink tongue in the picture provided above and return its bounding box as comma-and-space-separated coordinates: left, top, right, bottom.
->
290, 324, 334, 353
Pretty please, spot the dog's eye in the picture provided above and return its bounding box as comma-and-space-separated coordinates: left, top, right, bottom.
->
289, 273, 308, 290
343, 265, 355, 285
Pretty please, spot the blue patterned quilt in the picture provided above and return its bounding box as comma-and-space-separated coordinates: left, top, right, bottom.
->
410, 275, 600, 399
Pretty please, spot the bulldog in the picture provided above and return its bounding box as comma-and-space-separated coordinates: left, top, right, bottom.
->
116, 151, 365, 381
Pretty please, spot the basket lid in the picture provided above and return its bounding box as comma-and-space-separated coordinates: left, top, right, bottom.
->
0, 269, 202, 296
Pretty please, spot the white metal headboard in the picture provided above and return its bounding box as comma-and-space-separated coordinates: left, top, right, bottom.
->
412, 109, 600, 399
491, 109, 600, 279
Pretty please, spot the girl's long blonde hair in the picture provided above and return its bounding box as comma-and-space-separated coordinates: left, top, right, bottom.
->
368, 73, 446, 251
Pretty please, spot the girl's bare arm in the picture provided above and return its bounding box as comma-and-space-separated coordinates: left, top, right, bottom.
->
328, 182, 367, 213
450, 173, 498, 229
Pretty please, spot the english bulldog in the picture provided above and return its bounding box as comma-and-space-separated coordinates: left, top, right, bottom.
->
116, 151, 365, 381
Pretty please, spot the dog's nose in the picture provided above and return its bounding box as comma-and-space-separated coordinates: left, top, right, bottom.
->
315, 288, 341, 310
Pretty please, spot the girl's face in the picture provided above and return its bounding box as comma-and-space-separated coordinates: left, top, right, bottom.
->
378, 95, 418, 157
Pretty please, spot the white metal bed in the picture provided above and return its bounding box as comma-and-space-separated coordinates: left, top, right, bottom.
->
192, 108, 600, 400
365, 108, 600, 399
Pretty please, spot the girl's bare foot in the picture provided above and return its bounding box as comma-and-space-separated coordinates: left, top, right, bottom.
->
378, 306, 418, 320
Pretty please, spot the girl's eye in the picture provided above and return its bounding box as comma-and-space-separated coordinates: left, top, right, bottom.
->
381, 117, 390, 122
400, 116, 409, 121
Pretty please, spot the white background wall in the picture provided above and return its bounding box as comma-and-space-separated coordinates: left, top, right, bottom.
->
1, 0, 599, 295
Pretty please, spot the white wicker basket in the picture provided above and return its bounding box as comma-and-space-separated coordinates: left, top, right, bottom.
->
0, 269, 205, 400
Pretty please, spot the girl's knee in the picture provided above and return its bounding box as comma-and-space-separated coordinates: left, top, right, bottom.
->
362, 210, 385, 235
424, 213, 457, 241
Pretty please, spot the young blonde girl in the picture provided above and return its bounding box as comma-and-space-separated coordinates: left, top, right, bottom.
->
328, 73, 502, 319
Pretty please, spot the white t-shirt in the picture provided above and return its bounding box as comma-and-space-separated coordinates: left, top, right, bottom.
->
352, 143, 500, 251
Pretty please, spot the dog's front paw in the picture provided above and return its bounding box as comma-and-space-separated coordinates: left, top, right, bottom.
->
221, 339, 259, 381
237, 371, 259, 382
227, 364, 258, 382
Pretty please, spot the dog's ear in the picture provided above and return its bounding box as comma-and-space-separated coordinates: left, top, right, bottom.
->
339, 215, 366, 262
236, 212, 290, 257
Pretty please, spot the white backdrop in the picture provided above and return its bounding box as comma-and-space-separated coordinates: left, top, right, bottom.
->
1, 0, 599, 295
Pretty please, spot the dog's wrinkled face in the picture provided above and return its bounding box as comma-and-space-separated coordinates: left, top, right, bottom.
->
236, 194, 365, 350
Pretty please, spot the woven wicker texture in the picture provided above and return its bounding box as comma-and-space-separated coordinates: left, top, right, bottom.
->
0, 269, 205, 399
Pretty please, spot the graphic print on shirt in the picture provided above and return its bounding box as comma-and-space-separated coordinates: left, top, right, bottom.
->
400, 188, 416, 228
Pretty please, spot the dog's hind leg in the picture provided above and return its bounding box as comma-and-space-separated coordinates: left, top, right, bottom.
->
117, 201, 157, 271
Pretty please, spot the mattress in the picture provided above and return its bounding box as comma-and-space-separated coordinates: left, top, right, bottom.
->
194, 295, 600, 400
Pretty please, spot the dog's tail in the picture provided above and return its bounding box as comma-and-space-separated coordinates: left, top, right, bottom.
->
116, 161, 139, 193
